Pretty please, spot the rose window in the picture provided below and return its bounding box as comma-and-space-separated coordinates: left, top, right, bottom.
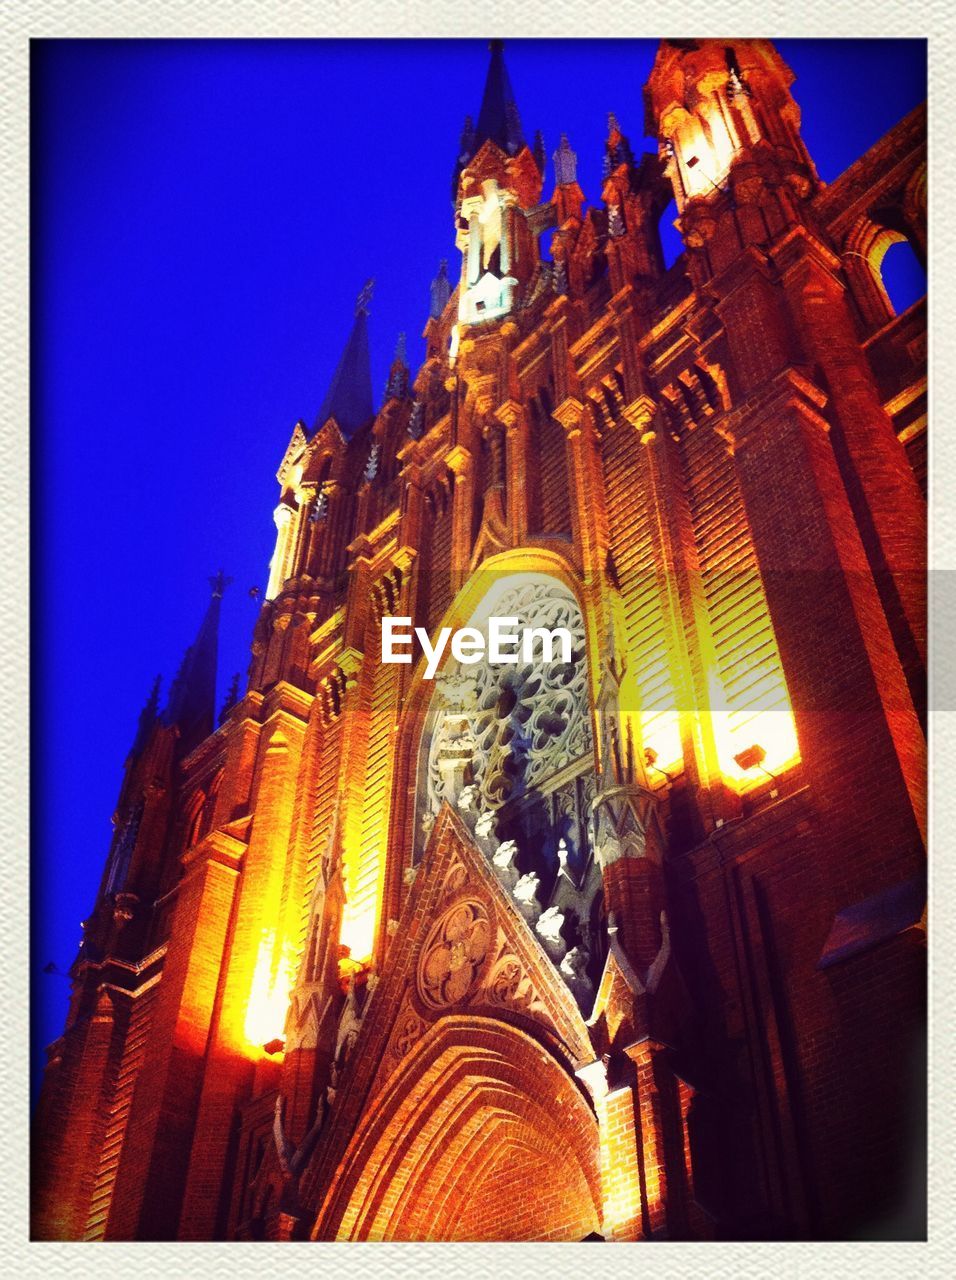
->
421, 579, 592, 824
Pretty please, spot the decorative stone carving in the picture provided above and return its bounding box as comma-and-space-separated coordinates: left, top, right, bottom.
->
417, 899, 491, 1010
560, 945, 593, 1006
456, 783, 478, 811
391, 1003, 427, 1063
513, 871, 541, 922
486, 955, 532, 1010
363, 442, 380, 483
536, 905, 566, 950
478, 940, 551, 1022
408, 400, 425, 439
415, 577, 601, 1009
421, 579, 592, 824
492, 838, 518, 868
331, 974, 365, 1084
441, 855, 469, 899
474, 809, 496, 839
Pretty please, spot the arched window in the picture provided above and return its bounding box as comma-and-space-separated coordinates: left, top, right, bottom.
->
880, 237, 926, 316
844, 214, 927, 329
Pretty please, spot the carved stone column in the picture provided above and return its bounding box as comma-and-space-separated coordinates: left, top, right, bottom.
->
553, 395, 607, 583
493, 398, 527, 546
267, 501, 296, 600
446, 443, 474, 599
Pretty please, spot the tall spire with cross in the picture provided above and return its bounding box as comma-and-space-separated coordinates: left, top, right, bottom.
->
452, 40, 528, 198
474, 39, 525, 157
164, 573, 231, 749
313, 280, 375, 437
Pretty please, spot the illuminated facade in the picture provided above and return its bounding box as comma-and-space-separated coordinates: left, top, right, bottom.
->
33, 40, 927, 1241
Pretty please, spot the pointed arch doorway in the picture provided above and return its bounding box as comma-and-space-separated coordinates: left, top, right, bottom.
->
311, 1016, 602, 1241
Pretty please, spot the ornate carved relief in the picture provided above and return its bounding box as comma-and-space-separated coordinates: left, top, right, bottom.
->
421, 579, 592, 823
414, 575, 603, 1011
474, 929, 551, 1023
416, 899, 492, 1010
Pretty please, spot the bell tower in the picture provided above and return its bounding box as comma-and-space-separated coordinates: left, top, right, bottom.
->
646, 40, 818, 233
451, 40, 544, 348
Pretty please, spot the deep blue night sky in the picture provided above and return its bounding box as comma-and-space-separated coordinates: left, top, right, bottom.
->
31, 38, 926, 1090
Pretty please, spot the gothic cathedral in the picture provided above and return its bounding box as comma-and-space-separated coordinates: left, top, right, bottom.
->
33, 40, 927, 1241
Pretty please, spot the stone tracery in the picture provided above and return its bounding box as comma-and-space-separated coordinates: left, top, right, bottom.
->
415, 575, 603, 1007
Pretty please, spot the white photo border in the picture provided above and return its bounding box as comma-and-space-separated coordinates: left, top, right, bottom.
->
3, 2, 951, 1274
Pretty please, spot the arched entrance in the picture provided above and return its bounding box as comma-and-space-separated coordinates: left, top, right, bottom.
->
313, 1017, 602, 1241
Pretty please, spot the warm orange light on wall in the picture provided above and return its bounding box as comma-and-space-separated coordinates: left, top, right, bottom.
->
715, 707, 799, 788
338, 911, 376, 968
699, 608, 801, 789
244, 929, 296, 1053
641, 706, 683, 774
338, 810, 378, 965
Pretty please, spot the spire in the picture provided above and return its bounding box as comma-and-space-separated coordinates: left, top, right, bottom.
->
451, 43, 528, 201
603, 111, 635, 178
384, 332, 409, 400
130, 674, 161, 757
474, 40, 525, 157
313, 281, 375, 437
429, 259, 451, 320
164, 572, 230, 748
532, 129, 546, 175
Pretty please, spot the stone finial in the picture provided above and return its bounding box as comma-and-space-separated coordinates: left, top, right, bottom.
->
553, 133, 577, 187
458, 114, 476, 163
209, 569, 232, 598
355, 278, 375, 316
218, 672, 241, 725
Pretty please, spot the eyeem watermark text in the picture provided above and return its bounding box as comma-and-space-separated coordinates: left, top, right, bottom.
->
381, 617, 573, 680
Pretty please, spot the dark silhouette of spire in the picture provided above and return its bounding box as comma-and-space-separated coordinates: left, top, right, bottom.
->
474, 40, 525, 157
130, 674, 162, 757
532, 129, 546, 175
313, 281, 375, 437
164, 572, 230, 749
429, 259, 451, 319
218, 671, 241, 725
452, 41, 527, 198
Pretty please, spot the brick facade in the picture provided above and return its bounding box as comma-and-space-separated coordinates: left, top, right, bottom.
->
33, 39, 926, 1241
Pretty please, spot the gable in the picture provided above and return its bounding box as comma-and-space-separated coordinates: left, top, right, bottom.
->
299, 804, 596, 1218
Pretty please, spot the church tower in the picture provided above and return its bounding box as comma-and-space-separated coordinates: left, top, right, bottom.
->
34, 39, 926, 1242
